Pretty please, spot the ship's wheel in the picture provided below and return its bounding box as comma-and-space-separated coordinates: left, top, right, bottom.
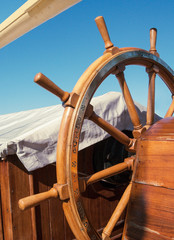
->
18, 16, 174, 240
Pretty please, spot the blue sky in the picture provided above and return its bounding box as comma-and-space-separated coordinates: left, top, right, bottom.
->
1, 0, 174, 117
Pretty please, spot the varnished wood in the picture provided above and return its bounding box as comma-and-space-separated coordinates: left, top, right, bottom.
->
79, 140, 126, 239
86, 157, 133, 186
95, 16, 114, 50
0, 160, 13, 240
33, 164, 67, 240
134, 140, 174, 188
57, 106, 74, 185
102, 183, 132, 239
123, 183, 174, 240
146, 65, 159, 126
34, 72, 70, 102
0, 194, 3, 240
149, 28, 158, 56
89, 110, 134, 149
133, 118, 174, 189
0, 157, 34, 239
165, 96, 174, 117
139, 116, 174, 141
19, 187, 58, 210
55, 38, 174, 239
29, 174, 37, 240
1, 145, 125, 240
115, 66, 142, 131
123, 117, 174, 239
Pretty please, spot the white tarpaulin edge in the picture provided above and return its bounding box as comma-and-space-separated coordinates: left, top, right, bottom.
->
0, 92, 161, 171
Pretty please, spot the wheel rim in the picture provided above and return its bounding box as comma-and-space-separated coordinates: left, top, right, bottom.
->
56, 49, 174, 240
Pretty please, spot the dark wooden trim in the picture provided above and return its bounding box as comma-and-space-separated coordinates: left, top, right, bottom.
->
0, 160, 13, 240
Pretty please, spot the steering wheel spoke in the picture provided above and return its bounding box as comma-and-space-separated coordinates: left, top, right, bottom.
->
102, 183, 132, 239
114, 65, 143, 133
86, 156, 134, 186
85, 105, 135, 151
165, 95, 174, 117
146, 65, 159, 127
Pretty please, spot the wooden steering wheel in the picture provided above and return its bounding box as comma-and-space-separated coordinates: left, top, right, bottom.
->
18, 16, 174, 240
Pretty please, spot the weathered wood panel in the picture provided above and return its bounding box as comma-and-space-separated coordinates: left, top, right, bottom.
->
133, 140, 174, 189
0, 156, 34, 240
123, 118, 174, 240
124, 183, 174, 240
33, 164, 68, 240
0, 138, 125, 239
0, 193, 4, 239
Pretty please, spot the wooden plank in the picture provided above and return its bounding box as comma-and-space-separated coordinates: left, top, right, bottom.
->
133, 140, 174, 189
123, 182, 174, 239
0, 193, 4, 239
33, 164, 67, 240
0, 156, 34, 240
29, 174, 37, 240
46, 164, 66, 240
64, 217, 75, 240
33, 166, 52, 239
141, 117, 174, 140
0, 160, 14, 240
8, 156, 34, 240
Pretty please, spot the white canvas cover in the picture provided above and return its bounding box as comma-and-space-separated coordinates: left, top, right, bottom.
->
0, 92, 160, 171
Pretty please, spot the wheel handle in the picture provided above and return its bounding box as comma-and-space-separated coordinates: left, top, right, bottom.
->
34, 72, 70, 102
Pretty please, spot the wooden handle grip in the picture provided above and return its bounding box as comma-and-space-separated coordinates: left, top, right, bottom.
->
95, 16, 113, 49
18, 187, 58, 211
34, 73, 70, 102
150, 28, 157, 51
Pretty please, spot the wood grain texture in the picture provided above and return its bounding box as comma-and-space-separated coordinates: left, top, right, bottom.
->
0, 193, 4, 239
123, 183, 174, 240
146, 66, 156, 126
33, 164, 66, 240
0, 139, 124, 239
55, 40, 174, 238
165, 97, 174, 117
123, 117, 174, 240
95, 16, 113, 50
0, 156, 34, 240
29, 174, 37, 240
0, 160, 13, 240
141, 117, 174, 140
89, 111, 133, 148
133, 117, 174, 189
133, 140, 174, 189
34, 73, 70, 102
115, 70, 142, 131
103, 183, 131, 238
79, 138, 126, 239
149, 28, 157, 52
